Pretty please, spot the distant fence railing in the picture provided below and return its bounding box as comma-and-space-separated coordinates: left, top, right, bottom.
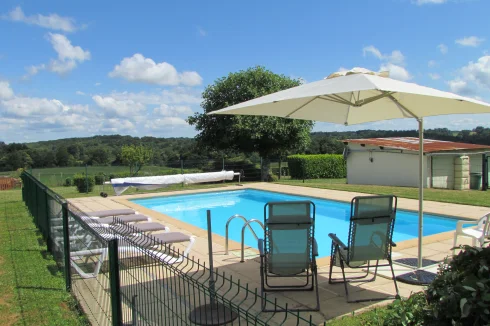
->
21, 172, 318, 325
24, 158, 290, 188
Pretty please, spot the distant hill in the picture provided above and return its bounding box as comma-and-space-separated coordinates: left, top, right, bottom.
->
1, 127, 489, 171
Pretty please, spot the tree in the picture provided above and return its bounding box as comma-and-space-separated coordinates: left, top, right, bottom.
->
56, 146, 70, 167
120, 145, 153, 175
187, 66, 313, 180
2, 151, 33, 170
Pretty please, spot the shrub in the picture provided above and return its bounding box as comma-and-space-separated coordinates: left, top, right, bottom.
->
287, 154, 346, 179
73, 173, 95, 193
63, 177, 72, 187
383, 292, 428, 326
426, 245, 490, 325
94, 174, 105, 185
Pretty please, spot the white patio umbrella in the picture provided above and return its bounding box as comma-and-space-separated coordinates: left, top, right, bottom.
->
210, 68, 490, 270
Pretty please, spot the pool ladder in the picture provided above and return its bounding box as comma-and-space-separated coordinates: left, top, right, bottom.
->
225, 214, 264, 263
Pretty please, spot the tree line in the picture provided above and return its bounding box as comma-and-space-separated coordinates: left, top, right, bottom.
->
1, 126, 488, 172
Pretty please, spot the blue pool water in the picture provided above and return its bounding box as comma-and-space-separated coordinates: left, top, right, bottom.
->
131, 189, 458, 258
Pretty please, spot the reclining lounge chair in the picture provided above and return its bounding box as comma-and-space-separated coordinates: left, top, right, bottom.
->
328, 195, 400, 303
258, 201, 319, 312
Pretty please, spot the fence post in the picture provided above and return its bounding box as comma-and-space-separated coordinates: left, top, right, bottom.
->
85, 164, 89, 194
109, 239, 122, 326
181, 158, 184, 188
44, 189, 52, 253
278, 158, 282, 180
62, 202, 71, 291
483, 154, 488, 191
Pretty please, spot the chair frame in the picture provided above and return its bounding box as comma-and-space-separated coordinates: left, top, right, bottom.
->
453, 213, 490, 255
328, 195, 400, 303
259, 201, 319, 312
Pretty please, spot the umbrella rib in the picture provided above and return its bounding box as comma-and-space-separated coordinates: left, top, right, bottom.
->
285, 96, 320, 118
386, 93, 420, 119
318, 95, 353, 106
354, 91, 396, 106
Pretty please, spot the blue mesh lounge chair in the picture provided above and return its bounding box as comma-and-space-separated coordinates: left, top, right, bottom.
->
328, 195, 400, 303
258, 201, 319, 312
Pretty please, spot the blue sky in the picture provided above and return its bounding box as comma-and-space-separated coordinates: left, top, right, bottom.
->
1, 0, 490, 143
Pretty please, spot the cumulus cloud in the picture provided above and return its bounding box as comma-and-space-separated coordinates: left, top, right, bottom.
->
108, 88, 202, 105
413, 0, 447, 4
0, 81, 14, 99
455, 36, 485, 47
145, 117, 189, 130
363, 46, 405, 65
447, 79, 475, 96
76, 91, 85, 95
23, 33, 90, 78
100, 119, 135, 133
109, 54, 202, 86
92, 95, 146, 118
153, 104, 193, 116
380, 63, 412, 81
363, 45, 411, 81
2, 6, 79, 32
1, 97, 71, 117
447, 56, 490, 97
438, 44, 448, 55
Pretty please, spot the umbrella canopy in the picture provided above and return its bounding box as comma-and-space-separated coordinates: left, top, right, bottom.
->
210, 68, 490, 271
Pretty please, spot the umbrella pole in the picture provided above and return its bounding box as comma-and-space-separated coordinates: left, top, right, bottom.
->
418, 119, 424, 269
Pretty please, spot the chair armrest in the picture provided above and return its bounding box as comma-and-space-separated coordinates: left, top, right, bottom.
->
456, 220, 477, 233
313, 238, 319, 257
390, 240, 397, 247
329, 233, 348, 250
258, 239, 264, 256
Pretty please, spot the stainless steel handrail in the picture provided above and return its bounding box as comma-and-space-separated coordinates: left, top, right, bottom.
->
225, 214, 259, 254
240, 219, 264, 263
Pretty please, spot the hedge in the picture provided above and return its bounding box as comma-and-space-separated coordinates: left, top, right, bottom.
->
287, 154, 346, 179
73, 173, 95, 193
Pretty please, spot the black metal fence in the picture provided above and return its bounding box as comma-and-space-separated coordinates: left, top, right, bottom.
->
21, 172, 318, 325
25, 158, 290, 188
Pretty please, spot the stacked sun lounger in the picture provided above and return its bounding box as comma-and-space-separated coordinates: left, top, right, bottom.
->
54, 208, 196, 279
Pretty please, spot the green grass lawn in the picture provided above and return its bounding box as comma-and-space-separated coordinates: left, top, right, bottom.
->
275, 178, 490, 207
0, 189, 87, 325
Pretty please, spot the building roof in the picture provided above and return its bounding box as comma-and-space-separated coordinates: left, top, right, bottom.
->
344, 137, 490, 153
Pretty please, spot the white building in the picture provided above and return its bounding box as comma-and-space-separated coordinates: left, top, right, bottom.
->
344, 137, 490, 189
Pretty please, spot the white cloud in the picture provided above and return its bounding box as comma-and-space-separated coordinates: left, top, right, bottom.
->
428, 73, 441, 80
363, 46, 411, 81
2, 6, 79, 32
109, 54, 202, 86
455, 36, 485, 47
447, 79, 475, 96
45, 33, 90, 75
428, 60, 437, 68
380, 63, 412, 81
23, 34, 90, 77
459, 55, 490, 88
0, 81, 14, 99
100, 119, 135, 133
438, 44, 448, 55
94, 82, 101, 86
109, 88, 202, 105
75, 91, 85, 95
413, 0, 447, 4
145, 117, 189, 130
363, 46, 405, 65
153, 104, 193, 116
92, 95, 146, 118
1, 96, 71, 117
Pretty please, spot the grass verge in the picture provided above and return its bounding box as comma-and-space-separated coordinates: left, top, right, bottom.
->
275, 178, 490, 207
0, 189, 87, 325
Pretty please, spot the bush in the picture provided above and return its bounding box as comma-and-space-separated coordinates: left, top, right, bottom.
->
63, 177, 72, 187
426, 245, 490, 325
73, 173, 95, 193
287, 154, 346, 179
94, 174, 105, 185
383, 292, 428, 326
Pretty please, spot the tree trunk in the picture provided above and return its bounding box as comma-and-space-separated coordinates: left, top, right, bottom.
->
261, 157, 271, 182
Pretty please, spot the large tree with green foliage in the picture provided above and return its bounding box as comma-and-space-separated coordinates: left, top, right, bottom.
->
120, 144, 153, 176
187, 66, 314, 180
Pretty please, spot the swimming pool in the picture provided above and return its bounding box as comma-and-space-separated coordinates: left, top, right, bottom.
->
131, 189, 458, 258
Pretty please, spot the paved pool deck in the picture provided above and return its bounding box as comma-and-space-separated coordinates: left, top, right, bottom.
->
69, 182, 488, 324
